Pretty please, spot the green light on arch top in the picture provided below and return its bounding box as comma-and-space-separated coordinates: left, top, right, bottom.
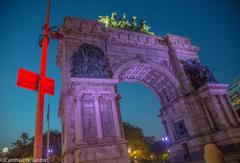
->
98, 12, 155, 35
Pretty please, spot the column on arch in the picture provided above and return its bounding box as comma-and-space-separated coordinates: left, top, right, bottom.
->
211, 95, 230, 128
94, 94, 104, 139
199, 99, 216, 130
196, 84, 236, 129
61, 94, 75, 163
74, 93, 84, 144
98, 93, 118, 139
222, 95, 240, 124
217, 95, 238, 126
111, 93, 122, 139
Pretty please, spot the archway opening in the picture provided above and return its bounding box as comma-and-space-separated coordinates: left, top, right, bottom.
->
116, 81, 171, 162
113, 62, 181, 161
117, 81, 165, 140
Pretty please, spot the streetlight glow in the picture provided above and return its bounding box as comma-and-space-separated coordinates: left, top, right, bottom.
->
2, 147, 8, 153
47, 149, 53, 154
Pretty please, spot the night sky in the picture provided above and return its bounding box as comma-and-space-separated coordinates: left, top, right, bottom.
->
0, 0, 240, 149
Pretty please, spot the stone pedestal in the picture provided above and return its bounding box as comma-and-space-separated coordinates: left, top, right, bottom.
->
59, 78, 130, 163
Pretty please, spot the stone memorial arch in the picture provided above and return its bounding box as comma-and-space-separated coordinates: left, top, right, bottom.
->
57, 17, 240, 163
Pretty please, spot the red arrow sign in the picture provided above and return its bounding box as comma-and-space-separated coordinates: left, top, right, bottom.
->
17, 68, 55, 96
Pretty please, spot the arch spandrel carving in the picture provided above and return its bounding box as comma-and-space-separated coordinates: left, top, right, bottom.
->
68, 43, 112, 78
115, 63, 181, 106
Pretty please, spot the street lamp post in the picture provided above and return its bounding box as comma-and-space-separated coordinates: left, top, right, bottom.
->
161, 136, 169, 163
17, 0, 62, 160
161, 136, 169, 149
33, 0, 51, 159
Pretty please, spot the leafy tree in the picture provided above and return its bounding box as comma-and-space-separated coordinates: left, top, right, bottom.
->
3, 124, 170, 163
7, 132, 33, 158
124, 123, 170, 163
149, 141, 170, 163
123, 122, 151, 161
4, 130, 61, 162
150, 141, 166, 155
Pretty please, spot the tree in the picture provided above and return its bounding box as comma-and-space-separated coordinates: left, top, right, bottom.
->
123, 122, 151, 161
4, 130, 61, 162
7, 132, 33, 158
150, 141, 170, 163
4, 124, 170, 162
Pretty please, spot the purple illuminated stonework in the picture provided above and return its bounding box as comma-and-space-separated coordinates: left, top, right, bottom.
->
57, 17, 240, 163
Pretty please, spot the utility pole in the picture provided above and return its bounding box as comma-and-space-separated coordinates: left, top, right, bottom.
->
33, 0, 51, 159
17, 0, 55, 160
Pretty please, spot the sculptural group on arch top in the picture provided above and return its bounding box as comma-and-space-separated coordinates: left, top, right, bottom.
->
98, 12, 154, 35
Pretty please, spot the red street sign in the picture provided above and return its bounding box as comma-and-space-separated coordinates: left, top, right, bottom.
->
45, 76, 55, 95
17, 68, 39, 91
17, 68, 55, 95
